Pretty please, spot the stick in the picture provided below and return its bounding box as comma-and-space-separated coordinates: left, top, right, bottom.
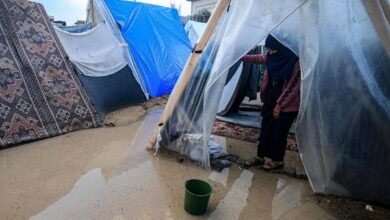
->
147, 0, 230, 149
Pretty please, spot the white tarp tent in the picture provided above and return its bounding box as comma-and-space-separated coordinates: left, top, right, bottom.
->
159, 0, 390, 205
55, 23, 127, 77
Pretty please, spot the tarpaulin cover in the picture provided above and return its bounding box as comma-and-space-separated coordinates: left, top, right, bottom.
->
0, 0, 101, 148
55, 23, 128, 77
159, 0, 390, 206
75, 65, 146, 120
89, 0, 149, 98
184, 20, 206, 47
104, 0, 192, 97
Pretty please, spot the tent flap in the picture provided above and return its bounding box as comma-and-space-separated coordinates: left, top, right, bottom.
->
55, 23, 128, 77
104, 0, 192, 97
185, 20, 207, 47
158, 0, 390, 206
90, 0, 149, 98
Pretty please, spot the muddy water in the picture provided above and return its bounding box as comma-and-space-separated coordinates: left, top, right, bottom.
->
0, 110, 337, 220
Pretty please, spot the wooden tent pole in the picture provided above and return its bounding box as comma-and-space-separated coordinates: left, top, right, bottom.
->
148, 0, 230, 149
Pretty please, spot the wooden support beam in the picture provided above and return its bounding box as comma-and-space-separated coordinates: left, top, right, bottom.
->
148, 0, 230, 149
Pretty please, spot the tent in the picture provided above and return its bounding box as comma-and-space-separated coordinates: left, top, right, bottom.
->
55, 23, 129, 78
0, 0, 101, 148
185, 20, 207, 47
184, 20, 265, 127
157, 0, 390, 206
89, 0, 192, 97
184, 20, 263, 123
54, 23, 147, 119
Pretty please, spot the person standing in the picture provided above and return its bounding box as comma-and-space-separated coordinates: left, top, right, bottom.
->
242, 35, 301, 170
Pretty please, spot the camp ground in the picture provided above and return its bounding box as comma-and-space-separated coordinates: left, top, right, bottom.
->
0, 0, 389, 219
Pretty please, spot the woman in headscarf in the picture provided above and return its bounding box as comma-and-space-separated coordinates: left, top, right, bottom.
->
242, 35, 301, 170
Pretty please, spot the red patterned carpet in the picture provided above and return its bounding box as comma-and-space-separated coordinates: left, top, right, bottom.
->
212, 120, 298, 152
0, 0, 100, 148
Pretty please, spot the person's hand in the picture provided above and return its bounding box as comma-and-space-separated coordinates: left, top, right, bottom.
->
273, 110, 280, 119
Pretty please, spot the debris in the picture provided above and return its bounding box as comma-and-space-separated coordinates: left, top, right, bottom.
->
283, 167, 296, 177
104, 122, 116, 127
295, 168, 308, 179
365, 204, 374, 212
210, 159, 232, 172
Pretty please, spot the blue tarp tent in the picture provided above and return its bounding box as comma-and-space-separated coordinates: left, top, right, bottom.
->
105, 0, 192, 97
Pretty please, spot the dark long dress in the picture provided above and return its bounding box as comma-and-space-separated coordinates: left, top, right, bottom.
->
257, 77, 297, 161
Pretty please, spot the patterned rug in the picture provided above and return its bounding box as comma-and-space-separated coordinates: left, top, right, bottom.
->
212, 120, 299, 152
0, 0, 101, 148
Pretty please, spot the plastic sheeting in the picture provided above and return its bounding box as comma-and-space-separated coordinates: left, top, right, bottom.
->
290, 1, 390, 206
104, 0, 192, 97
159, 0, 390, 206
55, 23, 128, 77
184, 20, 207, 47
87, 0, 149, 98
160, 0, 305, 176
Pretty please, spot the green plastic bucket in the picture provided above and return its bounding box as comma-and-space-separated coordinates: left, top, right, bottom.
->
184, 179, 213, 215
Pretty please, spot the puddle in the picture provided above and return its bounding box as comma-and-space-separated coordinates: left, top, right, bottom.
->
209, 170, 254, 220
0, 109, 337, 220
31, 162, 169, 220
209, 168, 229, 187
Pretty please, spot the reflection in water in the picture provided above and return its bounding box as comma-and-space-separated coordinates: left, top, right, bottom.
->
272, 178, 302, 220
209, 170, 254, 220
117, 109, 163, 174
0, 109, 337, 220
209, 168, 230, 187
271, 178, 337, 220
30, 162, 170, 220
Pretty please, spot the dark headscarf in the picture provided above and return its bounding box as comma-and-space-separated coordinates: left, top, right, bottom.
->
265, 35, 298, 80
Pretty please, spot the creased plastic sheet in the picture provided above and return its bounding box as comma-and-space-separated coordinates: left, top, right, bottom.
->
104, 0, 192, 97
184, 20, 207, 47
159, 0, 390, 206
159, 0, 305, 170
291, 0, 390, 206
55, 23, 127, 77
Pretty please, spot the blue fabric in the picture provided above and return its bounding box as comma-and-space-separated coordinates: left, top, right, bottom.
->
104, 0, 192, 97
76, 65, 147, 120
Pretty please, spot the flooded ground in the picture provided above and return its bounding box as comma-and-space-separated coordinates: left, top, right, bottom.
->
0, 100, 389, 220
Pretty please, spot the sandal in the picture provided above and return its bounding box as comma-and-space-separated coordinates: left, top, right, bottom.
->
262, 161, 284, 171
243, 156, 265, 168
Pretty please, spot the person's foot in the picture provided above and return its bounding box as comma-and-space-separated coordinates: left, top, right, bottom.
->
243, 156, 265, 168
262, 161, 284, 170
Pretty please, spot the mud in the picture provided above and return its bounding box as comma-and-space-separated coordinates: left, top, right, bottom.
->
0, 101, 389, 220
